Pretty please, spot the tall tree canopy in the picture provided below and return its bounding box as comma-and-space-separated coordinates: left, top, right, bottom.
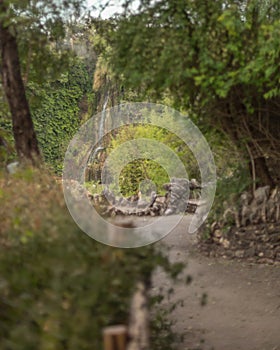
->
0, 0, 86, 163
110, 0, 280, 188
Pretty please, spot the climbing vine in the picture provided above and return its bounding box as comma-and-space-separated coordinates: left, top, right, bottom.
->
30, 59, 92, 173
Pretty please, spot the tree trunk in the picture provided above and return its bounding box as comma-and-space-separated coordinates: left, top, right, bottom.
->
253, 156, 275, 188
0, 3, 41, 165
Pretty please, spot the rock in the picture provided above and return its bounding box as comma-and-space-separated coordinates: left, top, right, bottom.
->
235, 250, 245, 258
269, 233, 280, 243
198, 186, 280, 264
119, 198, 129, 206
186, 202, 197, 213
88, 177, 200, 218
245, 247, 255, 258
155, 196, 166, 205
263, 250, 275, 259
221, 238, 230, 249
163, 183, 171, 191
190, 178, 201, 190
102, 188, 116, 205
7, 161, 19, 174
87, 192, 94, 201
153, 208, 158, 215
137, 199, 149, 209
164, 178, 191, 214
149, 191, 157, 207
164, 208, 174, 216
258, 258, 275, 264
213, 229, 222, 238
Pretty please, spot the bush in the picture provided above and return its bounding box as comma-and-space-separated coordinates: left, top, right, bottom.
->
202, 164, 251, 239
103, 124, 200, 197
0, 167, 183, 350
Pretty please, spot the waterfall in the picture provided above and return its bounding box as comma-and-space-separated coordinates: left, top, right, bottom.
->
87, 93, 109, 165
98, 93, 109, 141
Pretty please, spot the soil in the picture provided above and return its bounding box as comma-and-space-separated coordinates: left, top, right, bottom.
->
153, 215, 280, 350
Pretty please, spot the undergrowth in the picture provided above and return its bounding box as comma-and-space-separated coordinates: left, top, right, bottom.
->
0, 166, 184, 350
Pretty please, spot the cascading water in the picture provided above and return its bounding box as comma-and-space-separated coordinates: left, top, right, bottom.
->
98, 93, 109, 140
88, 93, 109, 164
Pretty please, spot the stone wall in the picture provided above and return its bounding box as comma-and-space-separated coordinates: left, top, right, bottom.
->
88, 178, 200, 217
199, 186, 280, 264
199, 222, 280, 264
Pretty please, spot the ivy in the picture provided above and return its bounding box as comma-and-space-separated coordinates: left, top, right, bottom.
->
30, 59, 92, 173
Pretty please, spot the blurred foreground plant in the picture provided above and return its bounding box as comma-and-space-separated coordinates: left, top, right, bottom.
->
0, 167, 184, 350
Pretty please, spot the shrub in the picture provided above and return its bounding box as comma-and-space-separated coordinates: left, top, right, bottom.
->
0, 167, 184, 349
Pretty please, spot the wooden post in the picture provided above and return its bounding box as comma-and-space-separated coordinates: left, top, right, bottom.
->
127, 281, 150, 350
103, 325, 128, 350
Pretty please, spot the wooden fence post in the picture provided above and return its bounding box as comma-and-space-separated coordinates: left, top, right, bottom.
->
103, 325, 128, 350
127, 281, 150, 350
103, 280, 150, 350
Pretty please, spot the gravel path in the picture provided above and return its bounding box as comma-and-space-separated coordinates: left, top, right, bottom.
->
153, 216, 280, 350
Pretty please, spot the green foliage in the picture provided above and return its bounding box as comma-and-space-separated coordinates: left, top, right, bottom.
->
110, 0, 280, 185
0, 0, 96, 171
5, 0, 87, 82
214, 164, 252, 217
111, 0, 280, 105
119, 159, 169, 196
151, 303, 184, 350
0, 58, 93, 172
0, 168, 184, 350
29, 59, 91, 173
202, 163, 251, 238
106, 124, 200, 196
0, 118, 16, 165
84, 180, 103, 195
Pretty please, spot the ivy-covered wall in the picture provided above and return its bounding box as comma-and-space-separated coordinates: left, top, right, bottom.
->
30, 59, 92, 173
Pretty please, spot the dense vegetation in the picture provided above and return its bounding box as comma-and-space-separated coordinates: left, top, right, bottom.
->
0, 1, 186, 349
31, 59, 92, 173
1, 0, 280, 349
110, 0, 280, 189
0, 168, 184, 349
101, 124, 200, 196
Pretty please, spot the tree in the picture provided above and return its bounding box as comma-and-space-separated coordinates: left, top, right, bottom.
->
0, 0, 40, 164
0, 0, 87, 164
110, 0, 280, 188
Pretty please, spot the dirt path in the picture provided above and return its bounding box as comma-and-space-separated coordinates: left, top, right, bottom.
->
153, 216, 280, 350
